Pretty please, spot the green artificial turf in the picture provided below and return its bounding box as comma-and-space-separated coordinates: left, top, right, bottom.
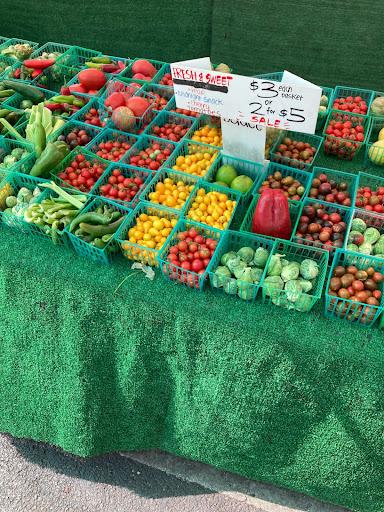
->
1, 3, 384, 510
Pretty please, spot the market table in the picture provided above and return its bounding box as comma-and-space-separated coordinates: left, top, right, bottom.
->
1, 151, 384, 512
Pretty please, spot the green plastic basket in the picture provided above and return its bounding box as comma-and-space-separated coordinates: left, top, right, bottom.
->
81, 55, 132, 76
48, 120, 102, 148
316, 86, 334, 132
0, 171, 45, 232
117, 201, 180, 267
164, 139, 220, 179
331, 86, 374, 115
187, 114, 222, 148
143, 110, 195, 142
0, 38, 39, 61
0, 136, 34, 173
208, 153, 265, 209
308, 166, 358, 207
208, 230, 275, 301
344, 208, 384, 253
22, 185, 88, 248
139, 168, 198, 213
71, 97, 107, 127
121, 58, 166, 84
50, 147, 108, 194
67, 196, 130, 264
240, 192, 300, 240
0, 55, 19, 79
323, 110, 370, 161
123, 135, 177, 171
92, 162, 151, 209
183, 180, 241, 231
100, 76, 141, 105
66, 71, 108, 99
0, 106, 25, 137
369, 91, 384, 118
261, 238, 329, 312
354, 172, 384, 213
30, 42, 74, 61
270, 130, 323, 172
3, 86, 57, 109
32, 63, 81, 93
143, 84, 174, 112
56, 45, 102, 67
157, 218, 222, 291
252, 71, 283, 81
364, 117, 384, 169
85, 128, 138, 162
291, 198, 353, 254
152, 64, 173, 88
325, 249, 384, 326
0, 37, 11, 47
254, 162, 311, 204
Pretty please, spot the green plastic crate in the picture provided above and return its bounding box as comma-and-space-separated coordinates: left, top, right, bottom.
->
50, 147, 108, 194
157, 218, 221, 291
369, 91, 384, 118
354, 172, 384, 213
208, 230, 275, 301
151, 64, 173, 88
3, 86, 57, 109
316, 85, 334, 132
121, 58, 166, 84
240, 192, 301, 241
270, 130, 323, 172
0, 171, 45, 232
254, 161, 309, 201
71, 97, 107, 127
331, 85, 374, 115
0, 106, 25, 137
66, 71, 108, 99
325, 249, 384, 327
0, 37, 11, 47
308, 166, 358, 207
291, 198, 353, 254
164, 139, 220, 179
144, 84, 174, 112
143, 110, 195, 141
30, 42, 74, 61
187, 114, 222, 148
364, 117, 384, 169
0, 136, 34, 172
56, 45, 101, 67
261, 238, 329, 312
123, 135, 177, 171
48, 119, 102, 149
32, 63, 81, 93
117, 201, 179, 267
92, 162, 151, 209
344, 208, 384, 252
323, 110, 370, 161
252, 71, 283, 82
67, 196, 130, 264
0, 38, 39, 61
139, 168, 198, 213
22, 185, 89, 248
183, 180, 241, 231
85, 128, 138, 162
0, 55, 19, 79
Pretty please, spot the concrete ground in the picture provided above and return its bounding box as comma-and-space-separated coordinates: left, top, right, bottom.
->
0, 434, 349, 512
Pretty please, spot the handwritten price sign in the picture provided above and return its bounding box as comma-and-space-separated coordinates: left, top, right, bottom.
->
171, 65, 321, 134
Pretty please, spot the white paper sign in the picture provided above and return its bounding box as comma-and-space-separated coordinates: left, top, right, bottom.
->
172, 57, 212, 70
222, 118, 266, 163
282, 70, 321, 91
170, 65, 322, 134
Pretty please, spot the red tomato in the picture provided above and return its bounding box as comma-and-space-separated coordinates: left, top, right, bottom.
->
191, 259, 203, 272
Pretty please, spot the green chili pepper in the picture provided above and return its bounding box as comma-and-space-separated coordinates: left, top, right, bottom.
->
30, 141, 69, 177
92, 238, 106, 249
49, 95, 76, 104
68, 211, 116, 233
79, 216, 125, 236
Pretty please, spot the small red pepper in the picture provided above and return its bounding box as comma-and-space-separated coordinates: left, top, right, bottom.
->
13, 68, 22, 79
252, 188, 292, 239
101, 64, 120, 73
23, 58, 55, 70
44, 103, 67, 111
31, 69, 43, 79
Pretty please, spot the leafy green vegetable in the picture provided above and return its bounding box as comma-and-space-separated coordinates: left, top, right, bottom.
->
297, 278, 313, 293
232, 260, 248, 279
267, 254, 284, 276
294, 293, 313, 312
237, 246, 254, 264
281, 262, 300, 282
253, 247, 269, 268
263, 275, 284, 297
364, 227, 380, 244
221, 251, 237, 266
300, 259, 319, 280
212, 266, 231, 288
351, 217, 367, 234
250, 267, 263, 283
285, 280, 303, 302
